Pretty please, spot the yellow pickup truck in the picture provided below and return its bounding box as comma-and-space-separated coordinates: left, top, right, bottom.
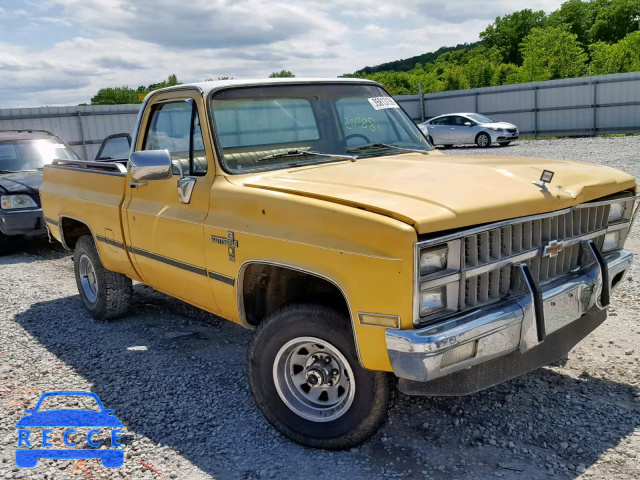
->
41, 79, 637, 449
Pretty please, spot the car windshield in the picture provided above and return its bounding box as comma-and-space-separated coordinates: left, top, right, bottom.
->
210, 83, 432, 173
466, 113, 496, 124
0, 138, 79, 173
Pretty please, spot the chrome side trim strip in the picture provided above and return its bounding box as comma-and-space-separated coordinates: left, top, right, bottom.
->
95, 235, 124, 250
208, 270, 235, 286
126, 246, 207, 276
43, 217, 59, 227
123, 244, 235, 286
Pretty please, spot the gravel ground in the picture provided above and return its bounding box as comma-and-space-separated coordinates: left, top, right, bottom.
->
1, 137, 639, 480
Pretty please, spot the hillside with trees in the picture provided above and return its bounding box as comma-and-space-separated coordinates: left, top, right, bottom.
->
350, 0, 640, 95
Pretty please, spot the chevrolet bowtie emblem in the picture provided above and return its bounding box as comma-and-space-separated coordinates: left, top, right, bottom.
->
543, 239, 564, 258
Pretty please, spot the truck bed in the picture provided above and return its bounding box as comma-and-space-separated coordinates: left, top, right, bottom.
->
40, 159, 140, 280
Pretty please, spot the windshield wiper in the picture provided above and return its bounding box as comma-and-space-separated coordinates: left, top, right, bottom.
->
258, 149, 357, 162
347, 143, 429, 155
0, 169, 19, 174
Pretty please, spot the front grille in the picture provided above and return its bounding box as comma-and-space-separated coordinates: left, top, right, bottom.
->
461, 204, 609, 310
506, 128, 517, 133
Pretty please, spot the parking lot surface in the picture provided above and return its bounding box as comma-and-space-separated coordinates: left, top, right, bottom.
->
1, 137, 639, 480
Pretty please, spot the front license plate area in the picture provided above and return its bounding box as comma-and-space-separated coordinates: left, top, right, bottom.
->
544, 286, 582, 335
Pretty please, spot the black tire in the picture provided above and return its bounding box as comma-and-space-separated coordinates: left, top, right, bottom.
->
73, 235, 132, 320
498, 141, 511, 147
247, 304, 393, 449
442, 144, 453, 149
428, 136, 435, 147
0, 232, 14, 256
476, 132, 492, 148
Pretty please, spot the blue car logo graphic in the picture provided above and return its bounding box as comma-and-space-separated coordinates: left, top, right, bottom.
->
15, 391, 124, 468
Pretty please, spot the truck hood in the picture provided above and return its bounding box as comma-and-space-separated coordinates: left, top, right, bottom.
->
0, 170, 42, 195
237, 154, 636, 235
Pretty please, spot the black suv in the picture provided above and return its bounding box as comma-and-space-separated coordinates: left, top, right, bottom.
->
0, 130, 79, 254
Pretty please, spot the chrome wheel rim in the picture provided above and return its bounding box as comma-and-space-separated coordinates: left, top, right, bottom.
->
79, 254, 98, 304
478, 134, 489, 147
273, 336, 356, 422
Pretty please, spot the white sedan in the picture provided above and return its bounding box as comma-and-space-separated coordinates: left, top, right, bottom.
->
418, 113, 519, 148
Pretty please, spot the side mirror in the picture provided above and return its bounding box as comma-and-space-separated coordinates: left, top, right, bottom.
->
129, 150, 172, 182
464, 122, 473, 127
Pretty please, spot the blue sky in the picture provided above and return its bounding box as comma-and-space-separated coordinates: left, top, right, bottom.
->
0, 1, 564, 107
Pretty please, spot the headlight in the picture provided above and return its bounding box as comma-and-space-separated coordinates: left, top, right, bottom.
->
0, 195, 38, 210
419, 286, 447, 317
603, 231, 621, 252
419, 246, 448, 276
608, 202, 626, 223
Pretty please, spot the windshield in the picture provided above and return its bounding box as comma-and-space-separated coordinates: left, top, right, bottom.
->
210, 83, 432, 173
0, 138, 79, 172
466, 113, 496, 124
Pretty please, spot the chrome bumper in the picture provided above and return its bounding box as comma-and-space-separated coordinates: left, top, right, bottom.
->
386, 247, 633, 383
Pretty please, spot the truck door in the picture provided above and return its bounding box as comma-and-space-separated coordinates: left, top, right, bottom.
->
123, 93, 218, 312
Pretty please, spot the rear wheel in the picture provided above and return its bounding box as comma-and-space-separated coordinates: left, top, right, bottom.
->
247, 304, 393, 449
427, 136, 435, 147
73, 235, 132, 320
476, 132, 491, 148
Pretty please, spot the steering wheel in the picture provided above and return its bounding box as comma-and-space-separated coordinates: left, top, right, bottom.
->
341, 133, 371, 146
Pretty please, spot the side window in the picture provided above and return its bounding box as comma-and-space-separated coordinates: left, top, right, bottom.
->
143, 100, 208, 176
450, 116, 470, 126
431, 117, 449, 126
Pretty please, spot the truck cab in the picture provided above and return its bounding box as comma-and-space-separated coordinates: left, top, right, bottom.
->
40, 79, 638, 449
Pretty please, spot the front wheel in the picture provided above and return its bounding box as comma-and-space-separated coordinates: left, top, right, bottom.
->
247, 304, 393, 449
73, 235, 132, 320
476, 132, 491, 148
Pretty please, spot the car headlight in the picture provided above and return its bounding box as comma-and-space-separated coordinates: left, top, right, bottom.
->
419, 286, 447, 317
608, 202, 626, 223
0, 195, 38, 210
603, 231, 621, 252
419, 245, 448, 276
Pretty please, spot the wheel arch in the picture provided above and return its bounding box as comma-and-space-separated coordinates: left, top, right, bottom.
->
58, 216, 94, 250
58, 216, 107, 266
475, 130, 492, 144
237, 261, 363, 365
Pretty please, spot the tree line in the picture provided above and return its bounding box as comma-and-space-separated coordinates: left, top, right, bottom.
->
87, 71, 295, 105
348, 0, 640, 95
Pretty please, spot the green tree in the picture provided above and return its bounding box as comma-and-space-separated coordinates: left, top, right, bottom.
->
480, 9, 548, 64
492, 63, 521, 85
519, 26, 588, 81
549, 0, 600, 45
591, 0, 640, 43
590, 30, 640, 73
462, 46, 503, 88
269, 70, 295, 78
89, 74, 182, 105
90, 86, 138, 105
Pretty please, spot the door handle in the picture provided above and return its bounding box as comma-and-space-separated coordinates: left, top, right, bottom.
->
129, 181, 147, 188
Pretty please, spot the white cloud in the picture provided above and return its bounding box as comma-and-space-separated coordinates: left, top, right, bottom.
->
0, 0, 566, 107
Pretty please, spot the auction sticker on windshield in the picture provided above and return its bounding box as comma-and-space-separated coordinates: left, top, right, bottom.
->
367, 97, 399, 110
